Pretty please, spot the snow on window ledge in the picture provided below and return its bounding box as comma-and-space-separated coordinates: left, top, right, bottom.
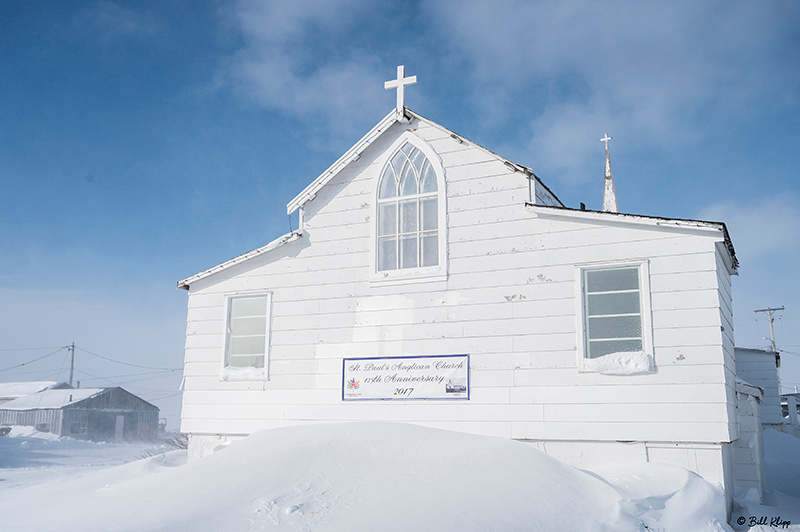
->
582, 351, 654, 376
220, 366, 267, 381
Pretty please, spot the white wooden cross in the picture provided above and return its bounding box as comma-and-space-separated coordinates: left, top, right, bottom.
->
385, 65, 417, 115
601, 133, 613, 150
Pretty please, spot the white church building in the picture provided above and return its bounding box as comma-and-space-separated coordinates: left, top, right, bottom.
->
178, 67, 764, 511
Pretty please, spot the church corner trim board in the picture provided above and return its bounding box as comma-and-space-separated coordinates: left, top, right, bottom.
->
342, 354, 470, 401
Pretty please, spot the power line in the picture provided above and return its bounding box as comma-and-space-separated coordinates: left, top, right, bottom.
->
0, 346, 65, 351
71, 369, 180, 397
1, 368, 65, 378
73, 369, 181, 380
148, 391, 183, 401
36, 371, 65, 381
75, 346, 181, 371
73, 371, 180, 390
55, 349, 71, 382
0, 346, 67, 373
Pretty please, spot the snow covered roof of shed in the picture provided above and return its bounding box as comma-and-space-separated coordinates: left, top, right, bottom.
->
734, 347, 778, 355
0, 381, 68, 400
0, 388, 105, 410
734, 346, 780, 367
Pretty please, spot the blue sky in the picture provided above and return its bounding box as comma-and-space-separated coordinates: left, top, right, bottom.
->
2, 1, 799, 428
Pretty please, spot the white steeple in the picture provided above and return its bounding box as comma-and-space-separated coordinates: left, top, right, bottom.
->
601, 133, 618, 213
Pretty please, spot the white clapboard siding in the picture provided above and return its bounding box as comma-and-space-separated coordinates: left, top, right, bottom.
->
513, 364, 727, 387
652, 308, 722, 329
509, 382, 736, 405
180, 118, 736, 447
651, 289, 723, 311
447, 174, 530, 199
646, 345, 738, 366
510, 420, 733, 442
448, 187, 530, 213
734, 348, 783, 424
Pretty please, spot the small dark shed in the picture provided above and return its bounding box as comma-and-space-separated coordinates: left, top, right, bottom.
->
0, 387, 159, 442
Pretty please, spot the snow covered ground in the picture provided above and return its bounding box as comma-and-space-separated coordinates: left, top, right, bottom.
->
0, 426, 164, 493
0, 423, 798, 531
732, 428, 800, 531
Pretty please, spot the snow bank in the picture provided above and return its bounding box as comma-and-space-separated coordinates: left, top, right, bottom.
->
6, 425, 62, 440
0, 422, 733, 532
584, 351, 653, 375
592, 462, 730, 531
732, 428, 800, 531
763, 427, 800, 498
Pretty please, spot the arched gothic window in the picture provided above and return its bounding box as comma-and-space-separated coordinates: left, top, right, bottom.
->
377, 142, 438, 271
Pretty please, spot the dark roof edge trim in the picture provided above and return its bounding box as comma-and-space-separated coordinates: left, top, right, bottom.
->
526, 203, 739, 271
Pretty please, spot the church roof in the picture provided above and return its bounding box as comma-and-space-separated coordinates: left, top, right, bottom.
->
178, 231, 302, 290
286, 107, 562, 215
177, 106, 737, 289
179, 107, 562, 290
526, 203, 739, 273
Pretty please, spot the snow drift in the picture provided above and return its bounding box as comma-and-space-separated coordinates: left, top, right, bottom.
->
0, 422, 732, 531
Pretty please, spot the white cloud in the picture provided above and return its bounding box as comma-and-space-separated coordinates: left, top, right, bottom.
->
698, 194, 800, 266
218, 0, 388, 127
426, 0, 800, 183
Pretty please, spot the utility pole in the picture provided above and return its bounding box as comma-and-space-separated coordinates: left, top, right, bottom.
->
754, 306, 784, 352
68, 342, 75, 387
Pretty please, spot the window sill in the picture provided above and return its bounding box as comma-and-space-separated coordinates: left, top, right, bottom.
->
220, 366, 268, 381
370, 267, 447, 287
577, 352, 655, 376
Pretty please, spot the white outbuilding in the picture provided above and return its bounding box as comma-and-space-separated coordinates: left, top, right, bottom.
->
178, 69, 761, 513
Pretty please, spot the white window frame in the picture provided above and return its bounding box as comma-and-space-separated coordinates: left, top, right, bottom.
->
371, 132, 448, 286
220, 292, 272, 381
575, 260, 654, 371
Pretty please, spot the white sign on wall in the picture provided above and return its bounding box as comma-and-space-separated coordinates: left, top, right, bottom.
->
342, 354, 469, 401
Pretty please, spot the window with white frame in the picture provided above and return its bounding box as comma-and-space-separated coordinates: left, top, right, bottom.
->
377, 142, 438, 271
225, 295, 270, 369
582, 265, 646, 358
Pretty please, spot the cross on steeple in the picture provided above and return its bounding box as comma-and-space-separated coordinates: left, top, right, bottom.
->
384, 65, 417, 117
601, 133, 613, 151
